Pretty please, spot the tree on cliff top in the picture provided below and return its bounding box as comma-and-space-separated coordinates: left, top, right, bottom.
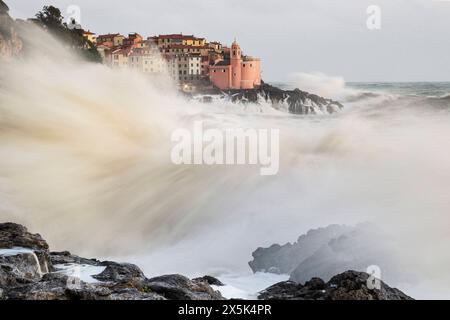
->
34, 5, 101, 63
35, 6, 63, 31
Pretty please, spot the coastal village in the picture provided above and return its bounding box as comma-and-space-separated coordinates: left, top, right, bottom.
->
1, 2, 342, 114
88, 31, 262, 92
0, 1, 262, 92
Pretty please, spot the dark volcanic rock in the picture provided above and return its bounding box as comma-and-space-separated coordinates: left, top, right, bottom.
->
145, 274, 224, 300
1, 222, 413, 300
327, 271, 412, 300
0, 222, 224, 300
0, 250, 43, 287
220, 83, 344, 115
50, 251, 101, 266
0, 223, 49, 252
249, 224, 353, 275
93, 261, 146, 283
0, 223, 51, 273
5, 273, 110, 300
192, 275, 224, 286
4, 272, 165, 300
258, 270, 413, 300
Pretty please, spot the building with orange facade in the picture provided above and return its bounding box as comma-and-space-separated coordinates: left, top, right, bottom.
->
209, 41, 261, 90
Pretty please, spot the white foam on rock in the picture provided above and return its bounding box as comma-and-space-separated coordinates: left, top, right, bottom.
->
213, 272, 289, 300
0, 247, 35, 257
53, 263, 106, 284
0, 247, 44, 276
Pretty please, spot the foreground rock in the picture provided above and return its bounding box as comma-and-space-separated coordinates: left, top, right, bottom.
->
145, 275, 223, 300
192, 275, 224, 286
0, 223, 51, 275
196, 83, 344, 115
0, 222, 412, 300
259, 270, 413, 300
0, 222, 224, 300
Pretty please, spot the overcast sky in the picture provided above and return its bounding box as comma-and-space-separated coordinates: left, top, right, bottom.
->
7, 0, 450, 82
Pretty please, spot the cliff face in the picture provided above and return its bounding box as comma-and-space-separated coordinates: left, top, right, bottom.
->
0, 1, 22, 60
197, 83, 344, 115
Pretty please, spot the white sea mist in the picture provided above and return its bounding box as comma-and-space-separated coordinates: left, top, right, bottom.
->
1, 26, 450, 299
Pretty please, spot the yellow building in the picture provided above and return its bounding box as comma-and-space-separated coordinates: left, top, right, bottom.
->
184, 37, 206, 46
82, 30, 97, 44
156, 34, 206, 48
97, 33, 125, 47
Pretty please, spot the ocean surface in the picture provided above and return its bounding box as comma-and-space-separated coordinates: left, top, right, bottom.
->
119, 81, 450, 300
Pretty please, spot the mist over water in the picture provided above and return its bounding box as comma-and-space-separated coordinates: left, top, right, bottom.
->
1, 27, 450, 299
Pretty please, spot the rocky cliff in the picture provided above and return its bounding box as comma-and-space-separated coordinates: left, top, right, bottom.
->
0, 1, 22, 60
197, 83, 344, 115
249, 223, 409, 286
258, 270, 413, 300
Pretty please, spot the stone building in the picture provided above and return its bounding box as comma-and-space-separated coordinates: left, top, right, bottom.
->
209, 41, 261, 90
129, 47, 167, 74
167, 53, 202, 83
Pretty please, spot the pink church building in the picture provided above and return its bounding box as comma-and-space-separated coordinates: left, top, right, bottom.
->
209, 41, 261, 90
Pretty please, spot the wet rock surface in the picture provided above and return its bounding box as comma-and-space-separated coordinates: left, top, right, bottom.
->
0, 222, 412, 300
258, 270, 413, 300
144, 274, 224, 300
0, 223, 51, 273
192, 275, 225, 286
198, 83, 344, 115
0, 222, 223, 300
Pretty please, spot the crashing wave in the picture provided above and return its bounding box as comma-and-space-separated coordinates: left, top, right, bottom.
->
193, 83, 344, 115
